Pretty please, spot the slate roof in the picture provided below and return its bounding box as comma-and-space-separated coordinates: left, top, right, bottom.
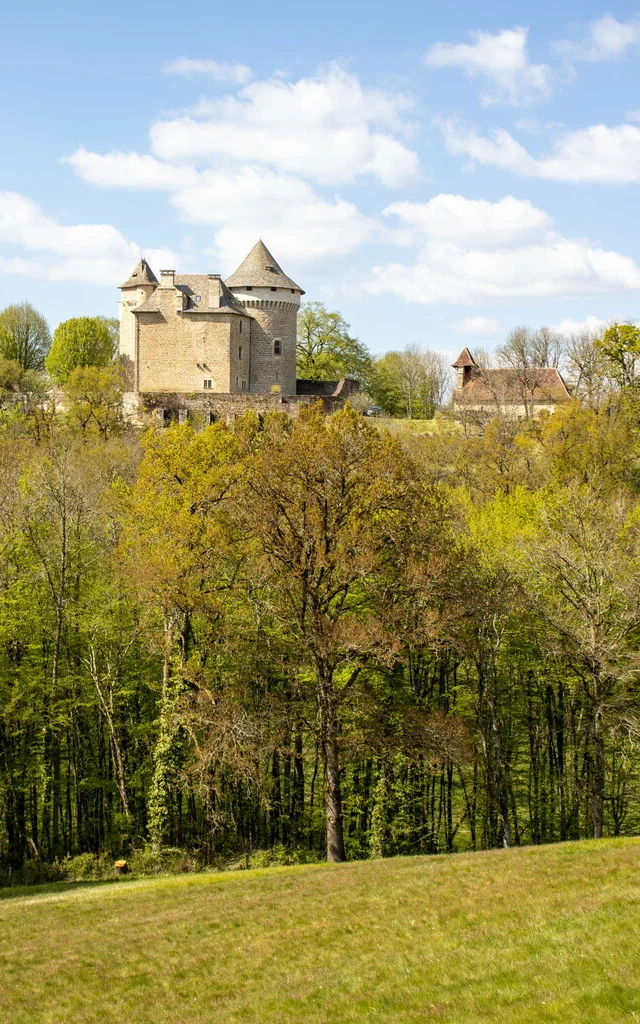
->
225, 240, 304, 293
120, 258, 158, 289
454, 367, 571, 404
134, 275, 248, 316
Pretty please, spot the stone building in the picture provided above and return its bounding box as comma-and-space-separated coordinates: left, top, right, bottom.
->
452, 347, 571, 419
119, 240, 357, 420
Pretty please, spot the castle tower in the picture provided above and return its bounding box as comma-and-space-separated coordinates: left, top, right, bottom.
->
119, 259, 158, 388
225, 241, 304, 395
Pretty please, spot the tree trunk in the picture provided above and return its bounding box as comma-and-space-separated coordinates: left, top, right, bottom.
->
592, 668, 605, 839
317, 663, 345, 862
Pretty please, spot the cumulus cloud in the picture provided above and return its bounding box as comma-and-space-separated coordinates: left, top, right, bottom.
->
450, 316, 501, 334
149, 66, 419, 187
383, 194, 550, 247
63, 148, 199, 190
0, 191, 176, 283
552, 315, 609, 336
62, 66, 419, 271
554, 16, 640, 62
362, 194, 640, 306
441, 118, 640, 183
170, 166, 377, 269
161, 58, 252, 83
425, 27, 552, 106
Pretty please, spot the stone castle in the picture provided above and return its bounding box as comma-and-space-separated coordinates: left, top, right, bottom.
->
119, 240, 357, 420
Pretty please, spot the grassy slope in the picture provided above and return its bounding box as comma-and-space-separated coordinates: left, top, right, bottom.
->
2, 839, 640, 1024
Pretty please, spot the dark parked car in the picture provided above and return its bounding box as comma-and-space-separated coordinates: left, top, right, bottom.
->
364, 406, 383, 417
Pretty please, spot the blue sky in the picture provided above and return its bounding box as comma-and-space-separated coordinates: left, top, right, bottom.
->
1, 0, 640, 358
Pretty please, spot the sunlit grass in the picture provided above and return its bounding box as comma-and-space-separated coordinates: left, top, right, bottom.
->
374, 416, 459, 435
2, 839, 640, 1023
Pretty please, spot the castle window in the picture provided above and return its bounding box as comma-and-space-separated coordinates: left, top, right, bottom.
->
241, 379, 247, 391
195, 295, 201, 303
239, 321, 243, 333
203, 379, 212, 389
273, 339, 281, 356
246, 286, 252, 291
238, 346, 243, 360
270, 287, 276, 292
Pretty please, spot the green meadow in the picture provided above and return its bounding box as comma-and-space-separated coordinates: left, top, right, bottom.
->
2, 838, 640, 1023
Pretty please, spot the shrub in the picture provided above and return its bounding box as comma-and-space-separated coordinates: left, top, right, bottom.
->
128, 847, 201, 876
64, 853, 114, 881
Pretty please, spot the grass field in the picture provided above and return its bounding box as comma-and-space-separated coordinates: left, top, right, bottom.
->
2, 839, 640, 1023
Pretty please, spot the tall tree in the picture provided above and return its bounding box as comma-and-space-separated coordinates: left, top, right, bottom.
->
596, 323, 640, 391
45, 317, 113, 385
0, 303, 51, 370
296, 302, 373, 384
370, 347, 450, 418
234, 406, 446, 860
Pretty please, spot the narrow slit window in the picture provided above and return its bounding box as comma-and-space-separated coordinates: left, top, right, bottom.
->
273, 339, 281, 356
238, 346, 243, 360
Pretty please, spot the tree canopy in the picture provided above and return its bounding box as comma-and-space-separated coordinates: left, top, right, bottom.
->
296, 301, 373, 384
0, 302, 51, 370
45, 316, 114, 384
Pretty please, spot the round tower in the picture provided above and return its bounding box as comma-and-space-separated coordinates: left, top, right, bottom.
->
119, 259, 159, 389
225, 241, 304, 395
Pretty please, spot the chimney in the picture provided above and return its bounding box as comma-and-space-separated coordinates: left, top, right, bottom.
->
159, 270, 176, 288
208, 273, 222, 308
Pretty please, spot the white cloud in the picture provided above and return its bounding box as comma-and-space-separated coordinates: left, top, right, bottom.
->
363, 194, 640, 306
383, 194, 550, 247
62, 66, 418, 270
450, 316, 501, 334
555, 16, 640, 62
161, 58, 253, 83
170, 166, 376, 270
149, 66, 419, 186
552, 315, 609, 336
441, 118, 640, 183
425, 27, 552, 105
62, 148, 199, 190
0, 191, 176, 284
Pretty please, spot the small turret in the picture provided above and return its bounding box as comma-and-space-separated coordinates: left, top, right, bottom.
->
119, 259, 158, 388
452, 347, 479, 390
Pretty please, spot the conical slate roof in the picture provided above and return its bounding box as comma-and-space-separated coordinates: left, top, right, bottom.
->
120, 258, 158, 289
225, 240, 304, 293
451, 347, 478, 369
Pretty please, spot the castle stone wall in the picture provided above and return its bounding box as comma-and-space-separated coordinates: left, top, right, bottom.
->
242, 301, 298, 394
136, 290, 236, 393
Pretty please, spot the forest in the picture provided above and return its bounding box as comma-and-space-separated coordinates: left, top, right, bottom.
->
1, 308, 640, 879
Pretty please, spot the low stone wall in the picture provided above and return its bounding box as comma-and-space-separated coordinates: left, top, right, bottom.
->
123, 390, 350, 426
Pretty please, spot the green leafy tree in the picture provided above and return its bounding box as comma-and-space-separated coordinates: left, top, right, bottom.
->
296, 302, 373, 384
370, 347, 450, 418
62, 365, 124, 440
596, 323, 640, 390
0, 303, 51, 370
45, 317, 113, 385
96, 317, 120, 360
